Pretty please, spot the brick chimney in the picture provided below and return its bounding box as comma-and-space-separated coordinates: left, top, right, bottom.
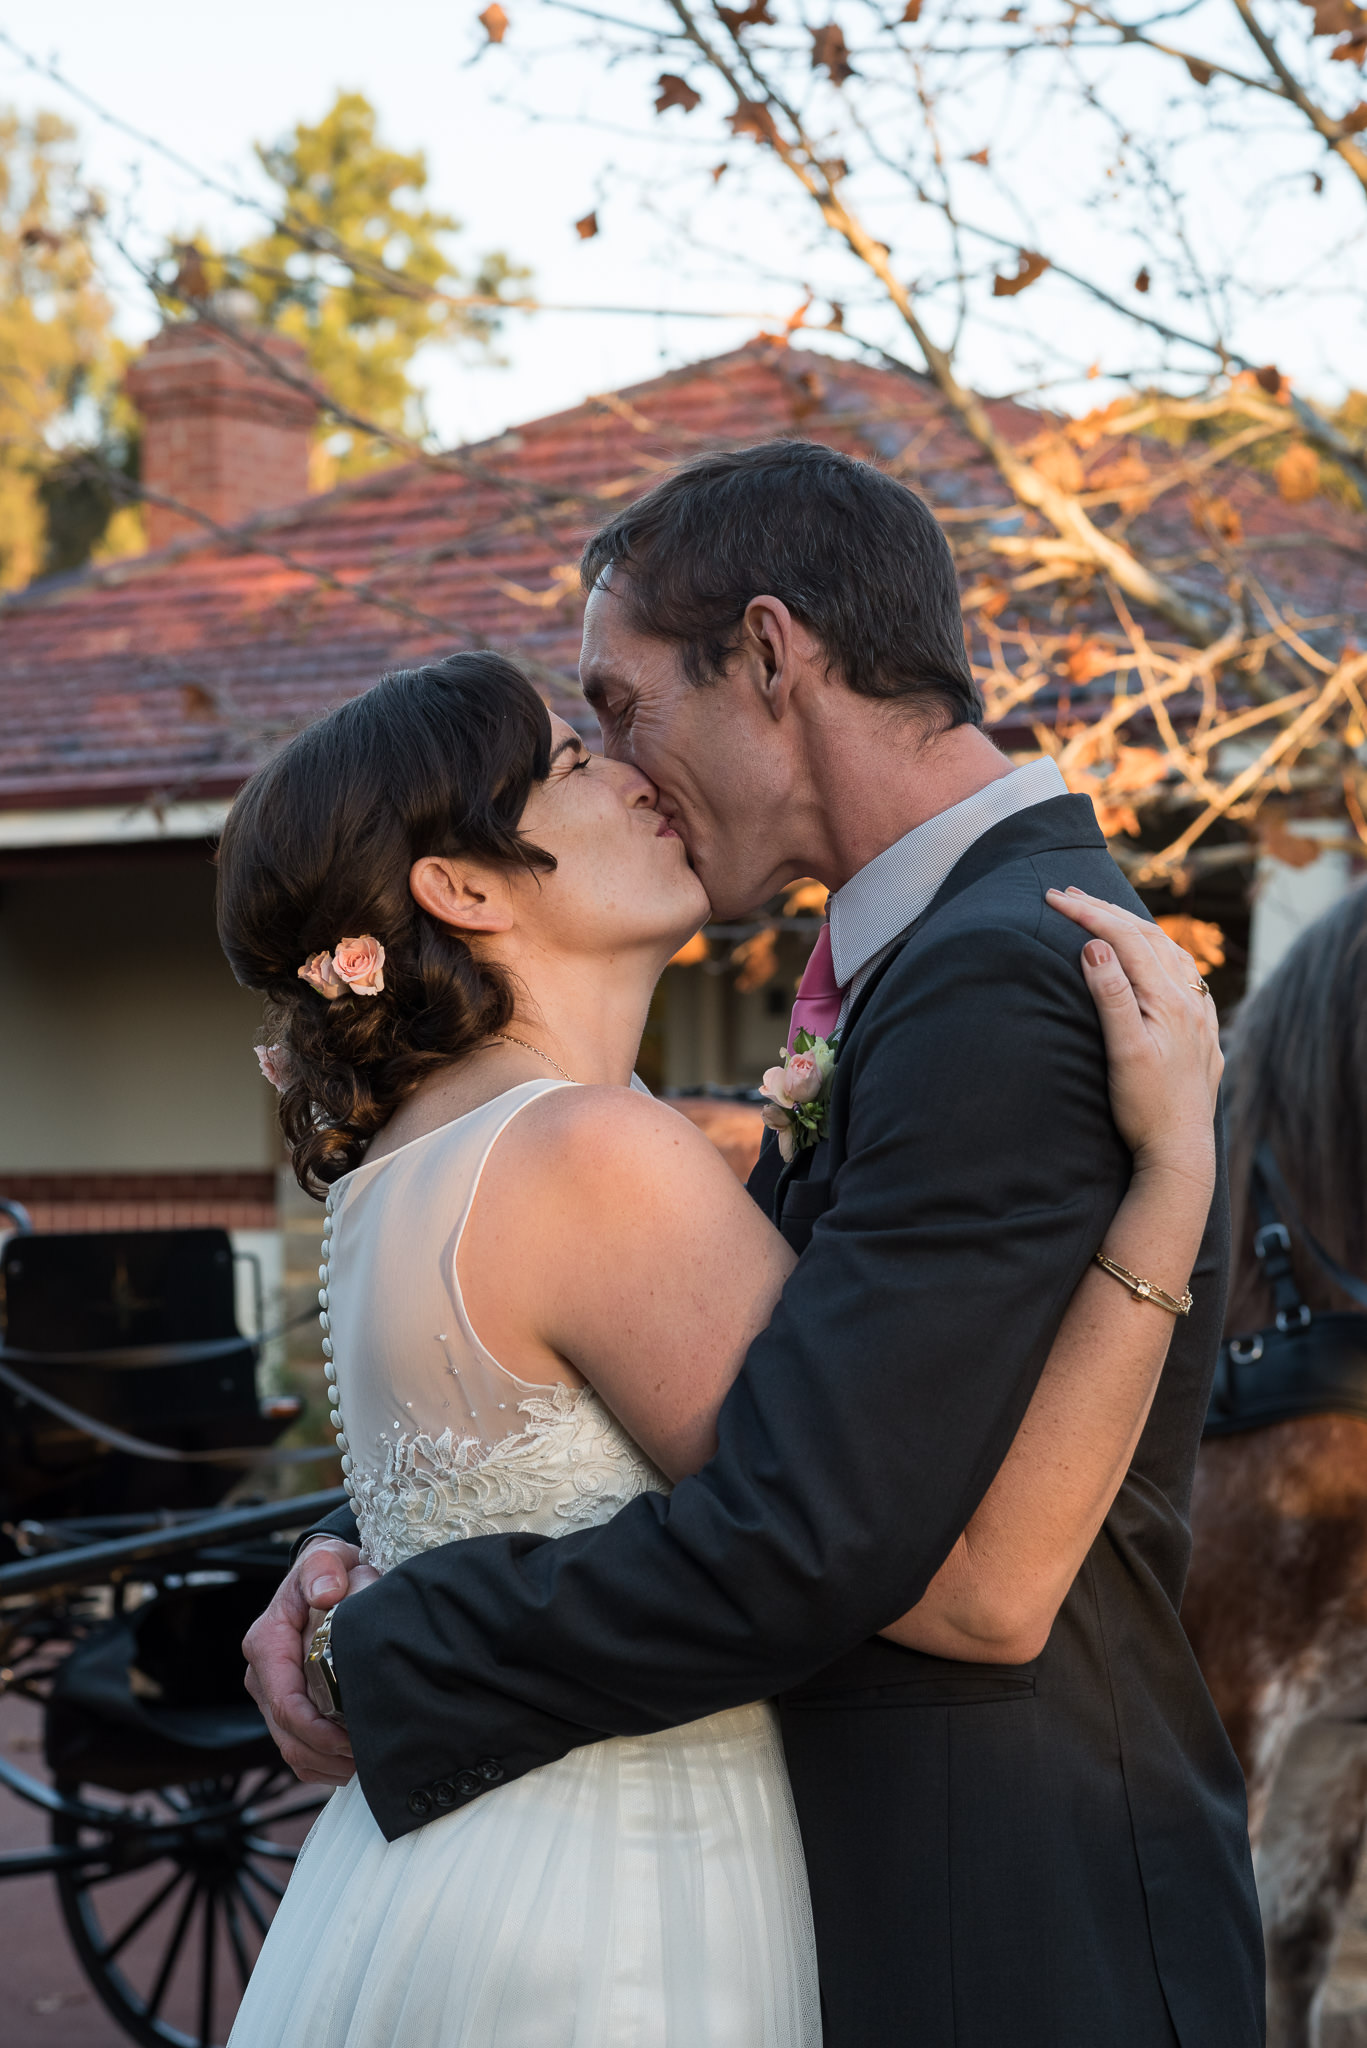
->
126, 300, 318, 549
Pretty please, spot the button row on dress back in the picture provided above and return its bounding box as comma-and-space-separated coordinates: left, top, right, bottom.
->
320, 1193, 353, 1500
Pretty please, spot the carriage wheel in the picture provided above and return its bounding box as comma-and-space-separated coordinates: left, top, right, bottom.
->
51, 1763, 324, 2048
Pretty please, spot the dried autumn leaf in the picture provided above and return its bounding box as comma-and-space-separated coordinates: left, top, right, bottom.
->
902, 0, 923, 16
961, 577, 1010, 618
1255, 362, 1283, 394
1275, 441, 1320, 502
790, 366, 827, 416
711, 162, 729, 182
1068, 397, 1129, 449
1261, 820, 1323, 868
172, 245, 209, 300
965, 147, 991, 166
1003, 6, 1022, 18
1094, 800, 1142, 840
1064, 637, 1115, 685
732, 928, 780, 993
1331, 29, 1367, 59
575, 210, 599, 240
1156, 915, 1226, 974
1089, 451, 1151, 511
655, 73, 702, 114
826, 302, 845, 330
179, 682, 218, 718
670, 931, 709, 967
1134, 266, 1151, 293
1185, 54, 1214, 84
1306, 0, 1362, 37
1106, 745, 1168, 795
718, 1, 775, 28
811, 23, 855, 83
1193, 492, 1243, 543
1342, 100, 1367, 128
1032, 438, 1085, 493
992, 249, 1050, 297
478, 3, 509, 42
729, 98, 779, 145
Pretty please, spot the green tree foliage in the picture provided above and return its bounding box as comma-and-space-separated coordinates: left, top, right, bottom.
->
180, 92, 527, 482
0, 108, 138, 588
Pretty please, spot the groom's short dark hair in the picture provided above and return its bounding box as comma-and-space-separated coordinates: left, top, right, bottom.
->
580, 439, 981, 728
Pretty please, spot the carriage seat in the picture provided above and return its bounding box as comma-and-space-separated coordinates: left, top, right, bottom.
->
0, 1226, 299, 1520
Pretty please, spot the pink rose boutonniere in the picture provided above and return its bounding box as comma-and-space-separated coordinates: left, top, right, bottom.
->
758, 1029, 839, 1163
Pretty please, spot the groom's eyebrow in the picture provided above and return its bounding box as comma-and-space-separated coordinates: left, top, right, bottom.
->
549, 735, 583, 768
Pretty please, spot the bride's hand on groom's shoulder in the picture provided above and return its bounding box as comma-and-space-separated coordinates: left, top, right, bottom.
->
1045, 886, 1222, 1190
242, 1537, 375, 1785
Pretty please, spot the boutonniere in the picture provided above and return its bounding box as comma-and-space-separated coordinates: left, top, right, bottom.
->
758, 1030, 839, 1163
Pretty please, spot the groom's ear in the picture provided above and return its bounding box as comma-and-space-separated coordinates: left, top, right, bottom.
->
738, 597, 812, 722
409, 855, 515, 937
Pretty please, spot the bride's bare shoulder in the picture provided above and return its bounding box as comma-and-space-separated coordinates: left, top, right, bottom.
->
494, 1082, 757, 1209
521, 1082, 741, 1166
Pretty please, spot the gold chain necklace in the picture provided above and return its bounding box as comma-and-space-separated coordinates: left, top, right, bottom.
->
489, 1032, 577, 1084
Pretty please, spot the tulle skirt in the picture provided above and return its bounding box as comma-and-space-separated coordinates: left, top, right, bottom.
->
229, 1701, 821, 2047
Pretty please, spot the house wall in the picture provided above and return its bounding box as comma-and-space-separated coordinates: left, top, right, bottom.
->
662, 935, 803, 1092
0, 854, 277, 1172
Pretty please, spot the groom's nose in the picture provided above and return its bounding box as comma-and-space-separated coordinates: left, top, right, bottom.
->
616, 761, 662, 808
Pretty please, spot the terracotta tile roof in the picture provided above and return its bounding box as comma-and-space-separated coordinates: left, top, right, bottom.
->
3, 340, 1364, 812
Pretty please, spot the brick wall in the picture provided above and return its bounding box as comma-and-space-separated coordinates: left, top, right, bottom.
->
125, 321, 317, 549
0, 1170, 276, 1232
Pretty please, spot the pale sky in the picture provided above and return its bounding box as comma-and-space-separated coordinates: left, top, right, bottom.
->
3, 1, 788, 445
4, 1, 1362, 449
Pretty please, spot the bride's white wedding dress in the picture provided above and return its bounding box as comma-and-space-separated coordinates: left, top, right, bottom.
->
231, 1079, 820, 2047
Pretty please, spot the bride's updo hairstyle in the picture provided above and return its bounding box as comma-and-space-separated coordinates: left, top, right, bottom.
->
217, 652, 555, 1195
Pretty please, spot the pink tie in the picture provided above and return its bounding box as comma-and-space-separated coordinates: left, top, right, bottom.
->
788, 924, 845, 1052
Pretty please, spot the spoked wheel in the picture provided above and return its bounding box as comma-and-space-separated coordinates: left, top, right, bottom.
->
51, 1764, 325, 2047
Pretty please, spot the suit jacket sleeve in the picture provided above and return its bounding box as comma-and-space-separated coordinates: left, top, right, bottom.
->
290, 1501, 360, 1563
332, 915, 1134, 1838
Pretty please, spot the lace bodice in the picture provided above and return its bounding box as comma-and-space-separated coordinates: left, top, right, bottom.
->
319, 1080, 669, 1574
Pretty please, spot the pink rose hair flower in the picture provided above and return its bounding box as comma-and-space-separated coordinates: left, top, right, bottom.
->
297, 936, 386, 999
298, 951, 345, 1000
331, 934, 386, 996
255, 1043, 291, 1091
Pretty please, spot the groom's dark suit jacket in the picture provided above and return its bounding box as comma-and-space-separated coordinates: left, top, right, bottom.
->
309, 796, 1264, 2047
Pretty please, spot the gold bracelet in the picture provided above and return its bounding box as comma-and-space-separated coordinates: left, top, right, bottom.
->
1093, 1251, 1193, 1317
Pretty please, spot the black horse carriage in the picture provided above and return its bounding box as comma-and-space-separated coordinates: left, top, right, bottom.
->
0, 1197, 344, 2046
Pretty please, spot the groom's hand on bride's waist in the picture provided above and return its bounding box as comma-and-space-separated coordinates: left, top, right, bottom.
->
242, 1536, 376, 1785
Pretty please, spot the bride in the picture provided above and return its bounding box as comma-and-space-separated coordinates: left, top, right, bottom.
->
218, 651, 1221, 2047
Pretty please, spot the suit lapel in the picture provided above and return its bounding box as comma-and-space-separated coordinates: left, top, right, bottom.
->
764, 794, 1109, 1230
746, 1127, 787, 1219
839, 794, 1105, 1047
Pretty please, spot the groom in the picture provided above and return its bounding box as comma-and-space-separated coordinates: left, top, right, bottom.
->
248, 441, 1262, 2045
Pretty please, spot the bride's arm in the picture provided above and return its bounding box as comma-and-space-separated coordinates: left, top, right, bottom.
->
881, 1156, 1205, 1663
468, 893, 1219, 1662
887, 891, 1219, 1662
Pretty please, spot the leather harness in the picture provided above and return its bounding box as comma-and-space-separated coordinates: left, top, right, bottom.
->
1204, 1144, 1367, 1438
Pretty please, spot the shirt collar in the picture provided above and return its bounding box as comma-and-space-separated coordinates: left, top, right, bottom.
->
828, 756, 1069, 991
